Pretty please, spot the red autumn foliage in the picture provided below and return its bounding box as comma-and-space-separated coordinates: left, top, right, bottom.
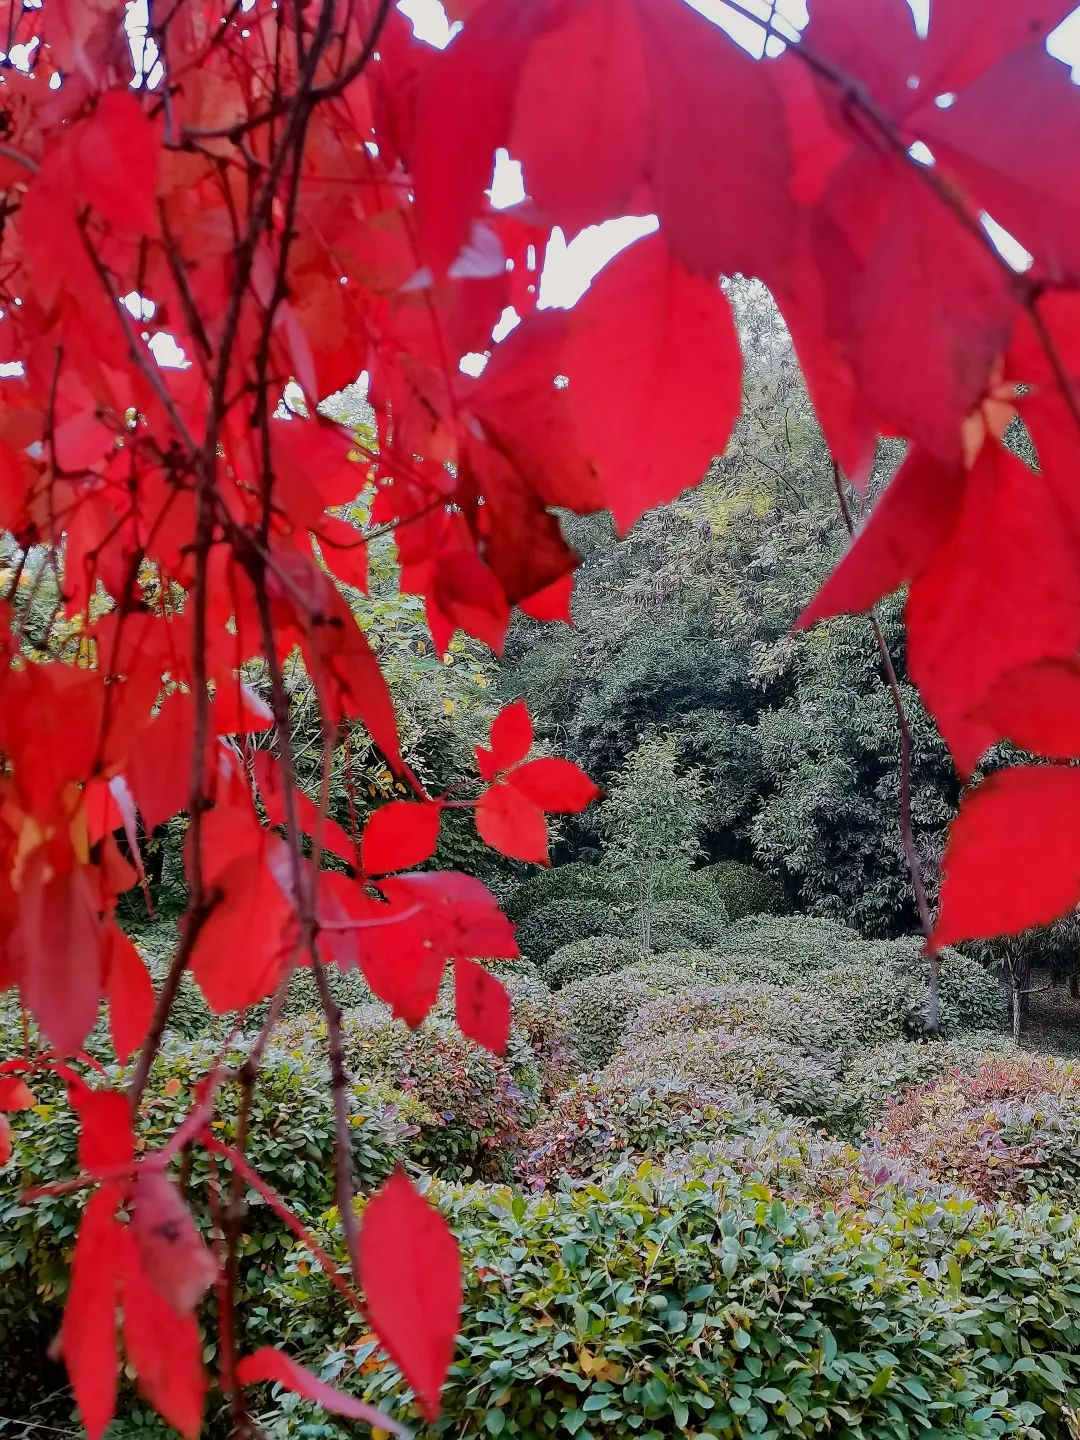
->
0, 0, 1074, 1432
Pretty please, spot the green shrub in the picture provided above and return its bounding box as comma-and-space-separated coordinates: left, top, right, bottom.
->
505, 862, 619, 921
808, 941, 1006, 1043
515, 898, 624, 967
646, 898, 729, 953
0, 1035, 414, 1421
503, 973, 576, 1101
554, 959, 716, 1070
518, 1074, 786, 1186
540, 934, 642, 988
256, 1171, 1080, 1438
621, 980, 856, 1058
875, 1053, 1080, 1205
836, 1035, 1016, 1135
806, 960, 915, 1047
612, 1026, 841, 1122
333, 1009, 538, 1179
713, 912, 864, 974
691, 860, 790, 920
555, 971, 655, 1070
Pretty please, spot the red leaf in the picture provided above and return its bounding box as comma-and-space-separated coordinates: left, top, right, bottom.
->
188, 807, 294, 1011
507, 757, 600, 814
562, 233, 742, 533
359, 1168, 461, 1421
476, 700, 533, 781
476, 782, 549, 864
127, 693, 196, 832
362, 800, 441, 875
316, 516, 369, 593
332, 870, 518, 1027
519, 573, 574, 624
510, 0, 649, 234
252, 750, 356, 866
640, 0, 792, 285
13, 862, 103, 1057
796, 150, 1015, 462
103, 926, 155, 1065
919, 43, 1080, 284
60, 1185, 123, 1440
454, 958, 510, 1056
0, 1115, 10, 1166
918, 0, 1075, 96
975, 658, 1080, 760
430, 550, 511, 653
73, 91, 160, 235
70, 1084, 134, 1177
798, 449, 965, 628
130, 1171, 218, 1314
906, 441, 1080, 772
122, 1234, 207, 1438
413, 6, 536, 273
235, 1348, 408, 1433
211, 679, 274, 737
934, 767, 1080, 945
0, 1076, 34, 1111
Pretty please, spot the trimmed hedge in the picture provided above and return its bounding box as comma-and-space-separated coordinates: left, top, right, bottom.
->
518, 1073, 787, 1186
836, 1035, 1016, 1135
515, 898, 625, 968
621, 980, 856, 1058
691, 860, 790, 920
256, 1171, 1080, 1439
875, 1053, 1080, 1205
610, 1027, 841, 1122
541, 934, 642, 989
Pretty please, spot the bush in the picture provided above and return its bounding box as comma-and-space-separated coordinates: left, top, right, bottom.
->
621, 979, 856, 1058
518, 1073, 786, 1186
611, 1026, 841, 1122
334, 1009, 538, 1179
806, 959, 916, 1047
503, 973, 576, 1101
713, 912, 865, 974
875, 1053, 1080, 1205
256, 1171, 1080, 1439
646, 898, 729, 953
808, 941, 1006, 1043
540, 934, 641, 989
554, 959, 717, 1070
0, 1034, 415, 1420
691, 860, 790, 920
836, 1035, 1016, 1135
505, 862, 619, 921
514, 898, 624, 968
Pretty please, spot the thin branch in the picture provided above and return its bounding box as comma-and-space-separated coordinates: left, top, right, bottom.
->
831, 460, 939, 1032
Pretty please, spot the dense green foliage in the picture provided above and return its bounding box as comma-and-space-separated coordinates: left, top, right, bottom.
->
262, 1173, 1080, 1440
2, 901, 1073, 1440
501, 291, 956, 939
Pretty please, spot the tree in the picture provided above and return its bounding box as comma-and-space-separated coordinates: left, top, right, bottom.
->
0, 1, 1078, 1434
600, 734, 705, 951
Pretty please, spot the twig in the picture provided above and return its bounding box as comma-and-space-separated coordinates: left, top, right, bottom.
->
831, 461, 939, 1032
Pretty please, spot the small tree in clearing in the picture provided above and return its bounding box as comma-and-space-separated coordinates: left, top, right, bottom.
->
602, 734, 705, 953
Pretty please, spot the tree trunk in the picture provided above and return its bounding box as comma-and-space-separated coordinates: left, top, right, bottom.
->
1007, 944, 1030, 1044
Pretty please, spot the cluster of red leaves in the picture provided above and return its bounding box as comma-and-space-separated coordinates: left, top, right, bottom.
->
0, 0, 1077, 1432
